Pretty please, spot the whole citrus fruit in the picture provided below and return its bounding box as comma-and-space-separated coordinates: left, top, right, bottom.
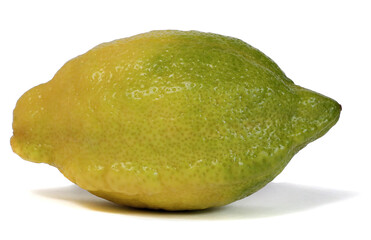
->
11, 30, 341, 210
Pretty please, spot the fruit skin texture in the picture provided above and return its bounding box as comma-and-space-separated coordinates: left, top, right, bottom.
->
11, 30, 341, 211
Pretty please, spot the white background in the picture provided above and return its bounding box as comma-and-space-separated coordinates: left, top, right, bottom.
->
1, 0, 370, 239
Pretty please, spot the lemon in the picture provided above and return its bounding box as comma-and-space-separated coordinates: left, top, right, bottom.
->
11, 30, 341, 210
